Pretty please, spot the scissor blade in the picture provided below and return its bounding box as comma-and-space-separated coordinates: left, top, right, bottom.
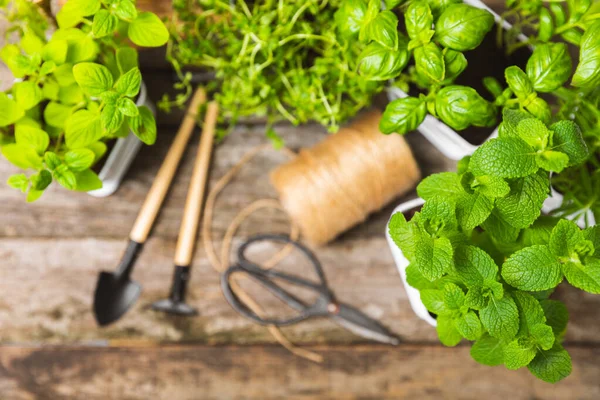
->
332, 303, 400, 345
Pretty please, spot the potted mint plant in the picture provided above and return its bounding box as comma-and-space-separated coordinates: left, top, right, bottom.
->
386, 109, 596, 383
0, 0, 168, 201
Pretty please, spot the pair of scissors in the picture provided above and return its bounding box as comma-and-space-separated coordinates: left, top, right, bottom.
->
221, 234, 399, 345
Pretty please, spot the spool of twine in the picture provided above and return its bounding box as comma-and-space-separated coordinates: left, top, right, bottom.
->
270, 110, 421, 245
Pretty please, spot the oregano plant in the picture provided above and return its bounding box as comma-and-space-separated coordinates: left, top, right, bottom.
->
0, 0, 168, 201
389, 110, 596, 383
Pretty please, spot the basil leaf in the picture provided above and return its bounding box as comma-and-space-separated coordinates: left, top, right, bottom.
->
362, 10, 399, 50
405, 0, 433, 40
435, 86, 496, 131
128, 12, 169, 47
380, 96, 427, 135
335, 0, 367, 39
526, 43, 572, 92
537, 7, 554, 42
434, 4, 494, 51
414, 42, 445, 83
442, 49, 467, 83
572, 20, 600, 88
505, 66, 534, 98
357, 38, 409, 81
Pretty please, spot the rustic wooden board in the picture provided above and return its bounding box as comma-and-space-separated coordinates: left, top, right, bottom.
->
1, 344, 599, 400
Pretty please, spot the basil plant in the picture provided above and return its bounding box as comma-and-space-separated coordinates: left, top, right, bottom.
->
0, 0, 168, 201
389, 110, 596, 383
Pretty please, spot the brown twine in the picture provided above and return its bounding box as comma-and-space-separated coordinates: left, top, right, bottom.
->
202, 111, 420, 362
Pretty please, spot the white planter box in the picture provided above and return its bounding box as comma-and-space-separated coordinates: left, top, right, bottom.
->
385, 197, 437, 327
386, 0, 527, 160
88, 82, 155, 197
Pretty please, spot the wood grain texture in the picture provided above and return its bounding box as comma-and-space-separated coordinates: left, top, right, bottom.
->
1, 344, 599, 400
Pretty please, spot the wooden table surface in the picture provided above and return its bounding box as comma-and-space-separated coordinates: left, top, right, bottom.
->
2, 2, 600, 398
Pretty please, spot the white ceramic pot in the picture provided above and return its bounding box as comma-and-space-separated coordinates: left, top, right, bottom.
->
386, 0, 527, 160
88, 82, 155, 197
385, 197, 437, 326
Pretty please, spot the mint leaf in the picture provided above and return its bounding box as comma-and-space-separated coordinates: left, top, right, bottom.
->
114, 67, 142, 97
516, 118, 549, 150
53, 164, 77, 190
549, 219, 585, 258
389, 211, 417, 259
530, 324, 555, 350
421, 196, 457, 232
482, 209, 520, 243
114, 0, 137, 20
443, 283, 465, 309
471, 175, 510, 198
513, 291, 547, 334
415, 235, 453, 281
495, 172, 549, 229
117, 98, 139, 117
500, 109, 533, 138
75, 169, 103, 191
92, 9, 118, 38
561, 258, 600, 294
7, 174, 29, 192
116, 47, 138, 74
101, 104, 124, 132
550, 120, 588, 166
504, 339, 537, 370
437, 315, 462, 346
405, 265, 437, 290
417, 172, 463, 200
470, 137, 538, 178
584, 226, 600, 250
465, 287, 487, 309
13, 81, 42, 110
42, 39, 68, 64
540, 299, 569, 336
15, 125, 49, 155
456, 191, 493, 231
521, 216, 559, 246
0, 93, 25, 127
536, 150, 569, 172
471, 334, 505, 366
73, 62, 113, 96
128, 106, 156, 145
456, 311, 482, 340
65, 149, 95, 172
502, 245, 563, 291
65, 109, 103, 149
480, 295, 519, 341
44, 102, 72, 129
420, 289, 449, 315
128, 12, 169, 47
2, 144, 43, 170
527, 344, 572, 383
454, 245, 498, 287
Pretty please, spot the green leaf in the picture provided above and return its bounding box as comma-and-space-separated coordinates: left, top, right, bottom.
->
405, 0, 433, 40
116, 47, 139, 74
471, 334, 505, 366
44, 102, 73, 129
26, 189, 44, 203
128, 12, 169, 47
357, 40, 409, 81
380, 97, 427, 134
561, 258, 600, 294
101, 104, 125, 132
53, 63, 76, 86
73, 63, 114, 96
388, 211, 417, 259
40, 61, 57, 76
505, 66, 534, 98
421, 196, 457, 232
66, 37, 99, 63
526, 98, 551, 124
512, 291, 547, 334
435, 86, 495, 131
504, 339, 537, 370
572, 20, 600, 88
471, 175, 510, 198
502, 245, 563, 291
456, 311, 482, 340
75, 169, 103, 191
480, 295, 519, 341
128, 106, 157, 145
65, 148, 95, 171
414, 42, 445, 83
495, 172, 549, 229
443, 283, 465, 309
65, 109, 103, 149
421, 289, 450, 315
526, 43, 572, 92
454, 245, 498, 288
516, 118, 549, 150
500, 109, 534, 138
1, 44, 37, 78
87, 141, 108, 163
550, 120, 588, 166
15, 125, 49, 155
13, 81, 42, 111
406, 265, 437, 290
583, 226, 600, 251
415, 236, 453, 281
21, 31, 44, 55
442, 49, 467, 83
434, 4, 494, 51
92, 9, 118, 38
53, 164, 77, 190
521, 216, 559, 246
549, 219, 585, 258
43, 80, 60, 101
44, 152, 62, 170
361, 11, 399, 50
482, 209, 520, 244
114, 0, 138, 20
0, 93, 25, 127
1, 144, 43, 170
527, 344, 572, 383
30, 170, 52, 191
117, 98, 139, 117
456, 192, 493, 231
114, 67, 142, 97
470, 137, 538, 178
42, 40, 68, 64
530, 324, 555, 350
7, 174, 29, 192
58, 83, 85, 105
335, 0, 367, 39
61, 0, 100, 17
417, 172, 463, 200
437, 315, 463, 346
465, 287, 487, 310
537, 150, 569, 173
540, 299, 568, 336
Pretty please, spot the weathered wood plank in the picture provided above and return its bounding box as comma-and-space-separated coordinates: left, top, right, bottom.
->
1, 235, 599, 344
0, 344, 599, 400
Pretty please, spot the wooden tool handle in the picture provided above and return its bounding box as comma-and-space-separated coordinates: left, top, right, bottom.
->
129, 88, 207, 244
173, 101, 219, 266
